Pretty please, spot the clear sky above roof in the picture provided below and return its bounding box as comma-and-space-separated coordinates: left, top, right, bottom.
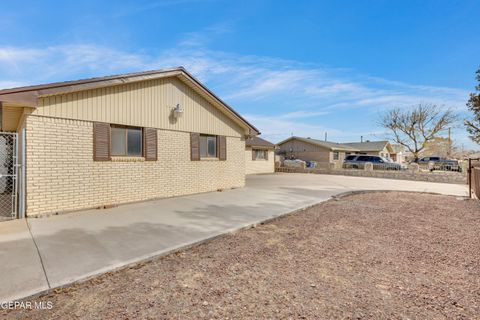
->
0, 0, 478, 149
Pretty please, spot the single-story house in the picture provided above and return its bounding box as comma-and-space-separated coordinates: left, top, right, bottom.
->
245, 136, 275, 174
276, 136, 359, 168
390, 144, 406, 163
344, 140, 394, 159
0, 67, 260, 218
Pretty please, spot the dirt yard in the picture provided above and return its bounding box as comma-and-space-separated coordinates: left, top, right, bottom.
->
2, 192, 480, 319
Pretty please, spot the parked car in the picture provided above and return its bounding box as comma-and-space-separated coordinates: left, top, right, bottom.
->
417, 156, 461, 172
343, 155, 403, 170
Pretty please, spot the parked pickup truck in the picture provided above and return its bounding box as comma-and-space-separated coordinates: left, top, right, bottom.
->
417, 156, 461, 172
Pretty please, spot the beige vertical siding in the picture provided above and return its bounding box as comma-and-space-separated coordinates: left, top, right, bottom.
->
245, 147, 275, 174
1, 105, 24, 132
33, 77, 244, 137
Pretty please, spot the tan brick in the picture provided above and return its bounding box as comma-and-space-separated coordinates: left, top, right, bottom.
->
25, 116, 246, 216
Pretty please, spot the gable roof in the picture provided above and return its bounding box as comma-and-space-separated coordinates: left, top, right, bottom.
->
277, 136, 359, 152
246, 136, 275, 149
344, 140, 392, 152
0, 67, 259, 135
391, 144, 405, 153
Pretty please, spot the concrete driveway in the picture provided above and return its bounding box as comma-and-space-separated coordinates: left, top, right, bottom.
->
0, 173, 468, 302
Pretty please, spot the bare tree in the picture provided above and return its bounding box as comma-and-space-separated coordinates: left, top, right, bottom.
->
379, 104, 457, 162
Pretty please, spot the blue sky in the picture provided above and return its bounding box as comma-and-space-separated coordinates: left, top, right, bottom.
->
1, 0, 479, 149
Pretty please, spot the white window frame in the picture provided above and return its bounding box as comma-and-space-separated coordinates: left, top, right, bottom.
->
254, 149, 268, 160
200, 134, 218, 159
333, 151, 339, 161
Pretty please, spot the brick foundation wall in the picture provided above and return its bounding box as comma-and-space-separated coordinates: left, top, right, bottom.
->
26, 116, 245, 216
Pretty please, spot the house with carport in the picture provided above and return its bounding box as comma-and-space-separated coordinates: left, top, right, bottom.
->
0, 67, 260, 219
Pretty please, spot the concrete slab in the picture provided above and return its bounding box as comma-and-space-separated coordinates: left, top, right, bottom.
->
0, 173, 468, 301
0, 219, 49, 302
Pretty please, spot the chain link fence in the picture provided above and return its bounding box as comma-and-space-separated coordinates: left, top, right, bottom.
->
0, 133, 17, 220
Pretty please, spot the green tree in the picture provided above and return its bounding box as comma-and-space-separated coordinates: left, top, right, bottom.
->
465, 68, 480, 144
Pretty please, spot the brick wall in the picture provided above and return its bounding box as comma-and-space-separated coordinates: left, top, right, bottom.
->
245, 147, 275, 174
26, 115, 245, 216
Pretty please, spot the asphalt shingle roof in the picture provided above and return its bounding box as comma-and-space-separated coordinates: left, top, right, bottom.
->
246, 136, 275, 149
277, 136, 359, 152
344, 141, 390, 152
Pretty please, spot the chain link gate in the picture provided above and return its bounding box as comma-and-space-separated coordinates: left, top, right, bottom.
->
0, 133, 17, 220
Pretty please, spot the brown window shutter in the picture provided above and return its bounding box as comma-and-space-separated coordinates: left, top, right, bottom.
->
143, 128, 157, 161
93, 122, 111, 161
252, 149, 256, 161
218, 136, 227, 161
190, 132, 200, 161
265, 150, 269, 160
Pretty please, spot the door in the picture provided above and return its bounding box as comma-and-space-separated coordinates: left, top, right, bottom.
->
0, 132, 17, 220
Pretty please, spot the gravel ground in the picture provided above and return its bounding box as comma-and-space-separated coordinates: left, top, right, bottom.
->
2, 192, 480, 319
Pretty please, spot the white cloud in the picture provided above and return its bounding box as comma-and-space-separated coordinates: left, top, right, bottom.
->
0, 42, 473, 147
243, 113, 343, 143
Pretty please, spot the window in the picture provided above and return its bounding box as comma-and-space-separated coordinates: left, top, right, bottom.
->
356, 156, 370, 162
254, 149, 267, 160
200, 135, 217, 158
111, 126, 143, 156
333, 151, 339, 160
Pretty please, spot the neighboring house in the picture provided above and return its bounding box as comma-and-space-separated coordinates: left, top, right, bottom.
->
0, 67, 259, 217
390, 144, 406, 163
276, 136, 358, 168
245, 136, 275, 174
344, 140, 394, 159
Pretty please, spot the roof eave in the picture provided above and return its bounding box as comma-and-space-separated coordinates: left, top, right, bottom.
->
0, 67, 260, 135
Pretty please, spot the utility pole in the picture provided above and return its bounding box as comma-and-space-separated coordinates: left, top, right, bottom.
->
325, 132, 327, 141
361, 135, 363, 143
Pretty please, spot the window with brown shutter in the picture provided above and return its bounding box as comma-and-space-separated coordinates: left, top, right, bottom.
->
199, 135, 217, 158
111, 125, 143, 156
93, 122, 111, 161
143, 128, 157, 161
190, 132, 200, 161
218, 136, 227, 161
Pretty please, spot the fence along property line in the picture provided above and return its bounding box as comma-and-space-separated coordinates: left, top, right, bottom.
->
276, 164, 467, 185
